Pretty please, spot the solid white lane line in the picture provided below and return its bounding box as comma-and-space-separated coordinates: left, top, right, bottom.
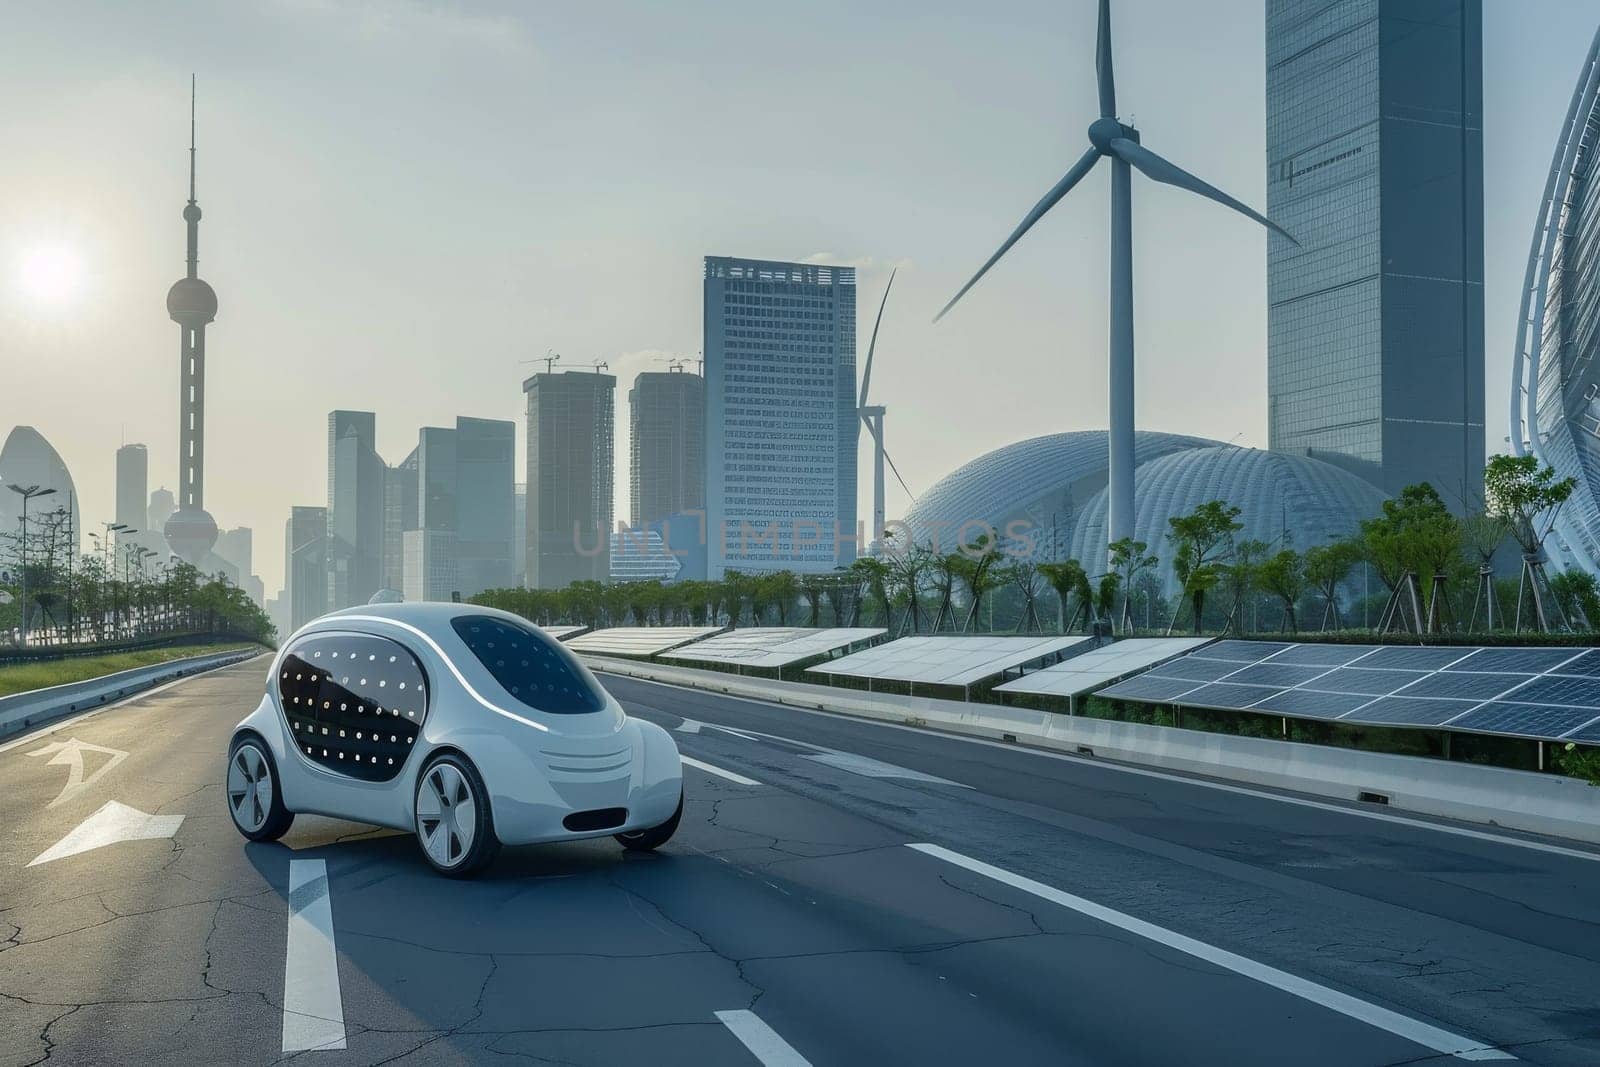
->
282, 859, 346, 1053
609, 673, 1600, 865
908, 844, 1514, 1062
804, 751, 970, 788
715, 1009, 812, 1066
682, 755, 761, 787
27, 801, 183, 867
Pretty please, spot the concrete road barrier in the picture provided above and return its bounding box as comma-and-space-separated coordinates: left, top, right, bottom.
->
586, 654, 1600, 847
0, 647, 266, 741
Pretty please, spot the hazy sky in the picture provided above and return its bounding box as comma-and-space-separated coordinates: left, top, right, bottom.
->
2, 0, 1595, 597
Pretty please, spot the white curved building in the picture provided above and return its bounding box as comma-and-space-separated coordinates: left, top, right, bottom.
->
1511, 26, 1600, 574
0, 426, 81, 553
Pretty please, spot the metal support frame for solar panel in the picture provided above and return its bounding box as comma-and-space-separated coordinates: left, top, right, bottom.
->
660, 628, 886, 677
566, 626, 731, 659
1097, 640, 1600, 750
805, 634, 1094, 700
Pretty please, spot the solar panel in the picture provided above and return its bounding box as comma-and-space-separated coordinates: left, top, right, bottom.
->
1301, 668, 1428, 696
1250, 689, 1373, 718
1264, 644, 1382, 667
1344, 697, 1477, 727
1096, 674, 1206, 702
1177, 682, 1283, 709
540, 625, 587, 641
1145, 657, 1243, 683
1496, 673, 1600, 708
1224, 662, 1335, 687
1550, 648, 1600, 677
1391, 671, 1532, 701
1355, 646, 1473, 671
1191, 640, 1293, 663
1446, 703, 1600, 740
992, 638, 1212, 698
1444, 648, 1587, 674
660, 627, 885, 669
567, 627, 727, 657
805, 634, 1093, 687
1562, 718, 1600, 744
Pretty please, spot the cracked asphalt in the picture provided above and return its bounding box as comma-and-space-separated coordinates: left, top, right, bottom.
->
2, 658, 1599, 1065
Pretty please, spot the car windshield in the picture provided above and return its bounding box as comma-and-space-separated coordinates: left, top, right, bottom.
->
450, 614, 606, 714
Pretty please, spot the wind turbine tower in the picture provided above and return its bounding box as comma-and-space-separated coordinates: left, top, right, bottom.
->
858, 269, 911, 549
936, 0, 1297, 566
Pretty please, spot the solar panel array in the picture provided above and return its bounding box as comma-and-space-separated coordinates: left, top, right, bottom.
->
660, 627, 885, 669
539, 625, 588, 641
992, 638, 1212, 699
566, 626, 727, 657
1097, 640, 1600, 744
805, 634, 1093, 687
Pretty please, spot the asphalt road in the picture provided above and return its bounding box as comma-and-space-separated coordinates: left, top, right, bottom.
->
1, 657, 1598, 1065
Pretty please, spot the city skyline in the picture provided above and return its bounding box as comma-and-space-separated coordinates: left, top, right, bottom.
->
2, 0, 1595, 597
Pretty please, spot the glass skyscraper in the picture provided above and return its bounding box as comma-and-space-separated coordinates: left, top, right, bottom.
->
703, 256, 858, 577
523, 370, 615, 589
629, 369, 705, 528
1266, 0, 1484, 509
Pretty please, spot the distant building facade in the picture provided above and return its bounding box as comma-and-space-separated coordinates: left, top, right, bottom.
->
513, 482, 527, 586
326, 410, 386, 609
1266, 0, 1484, 508
703, 257, 858, 577
629, 369, 705, 528
0, 426, 81, 555
383, 448, 419, 594
524, 371, 614, 588
148, 487, 176, 535
115, 444, 148, 534
285, 505, 328, 631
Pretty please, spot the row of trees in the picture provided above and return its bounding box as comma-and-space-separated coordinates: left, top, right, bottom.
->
474, 454, 1590, 639
1, 517, 275, 648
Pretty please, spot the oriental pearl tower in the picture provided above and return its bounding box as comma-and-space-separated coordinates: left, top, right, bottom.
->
164, 76, 220, 566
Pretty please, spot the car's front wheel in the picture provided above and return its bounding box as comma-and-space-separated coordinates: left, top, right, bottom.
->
615, 787, 683, 852
227, 735, 294, 842
414, 753, 500, 878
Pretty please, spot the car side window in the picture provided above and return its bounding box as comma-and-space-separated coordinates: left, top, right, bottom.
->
277, 632, 428, 782
450, 615, 605, 714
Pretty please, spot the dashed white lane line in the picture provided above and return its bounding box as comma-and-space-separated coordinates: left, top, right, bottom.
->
804, 751, 970, 788
682, 755, 761, 787
908, 843, 1515, 1062
714, 1009, 812, 1066
282, 859, 346, 1053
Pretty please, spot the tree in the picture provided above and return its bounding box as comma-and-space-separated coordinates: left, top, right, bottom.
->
954, 533, 1004, 632
1167, 500, 1242, 635
1359, 483, 1459, 633
1038, 559, 1093, 633
1460, 511, 1509, 631
1485, 452, 1577, 632
1302, 540, 1359, 631
1550, 569, 1600, 630
1256, 549, 1305, 633
885, 536, 931, 634
800, 572, 827, 626
850, 557, 891, 628
1108, 538, 1158, 633
1006, 560, 1048, 633
1223, 538, 1270, 635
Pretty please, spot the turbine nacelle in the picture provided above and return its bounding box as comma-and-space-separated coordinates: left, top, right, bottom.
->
1087, 117, 1136, 153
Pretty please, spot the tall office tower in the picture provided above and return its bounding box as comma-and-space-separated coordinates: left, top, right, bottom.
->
285, 505, 328, 631
455, 416, 516, 596
523, 370, 615, 588
405, 426, 457, 603
513, 482, 527, 585
703, 257, 858, 576
629, 369, 705, 528
382, 448, 419, 593
1266, 0, 1484, 508
214, 525, 252, 581
326, 410, 386, 608
147, 487, 176, 534
164, 79, 222, 564
115, 444, 148, 533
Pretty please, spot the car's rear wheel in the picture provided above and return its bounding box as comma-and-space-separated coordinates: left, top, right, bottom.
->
227, 736, 294, 842
615, 787, 683, 852
414, 753, 500, 877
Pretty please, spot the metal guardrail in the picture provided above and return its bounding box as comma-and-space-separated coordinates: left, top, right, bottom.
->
0, 646, 266, 741
0, 631, 266, 667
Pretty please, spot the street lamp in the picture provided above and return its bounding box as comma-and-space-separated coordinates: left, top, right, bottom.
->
7, 484, 58, 646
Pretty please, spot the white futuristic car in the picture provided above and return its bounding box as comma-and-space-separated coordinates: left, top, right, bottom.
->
225, 603, 684, 876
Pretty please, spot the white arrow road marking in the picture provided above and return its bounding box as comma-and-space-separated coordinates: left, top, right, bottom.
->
676, 718, 704, 734
282, 859, 346, 1052
28, 801, 184, 867
908, 844, 1515, 1062
804, 751, 970, 788
715, 1009, 812, 1066
26, 738, 129, 807
681, 756, 761, 786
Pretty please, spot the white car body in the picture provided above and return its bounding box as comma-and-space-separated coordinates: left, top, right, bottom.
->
231, 603, 683, 848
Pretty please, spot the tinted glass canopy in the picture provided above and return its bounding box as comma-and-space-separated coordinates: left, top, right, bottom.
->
451, 615, 606, 714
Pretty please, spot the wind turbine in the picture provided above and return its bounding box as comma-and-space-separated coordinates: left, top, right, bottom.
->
859, 269, 913, 548
935, 0, 1297, 566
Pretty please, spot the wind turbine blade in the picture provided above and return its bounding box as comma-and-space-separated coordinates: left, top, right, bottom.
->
859, 268, 896, 409
1109, 137, 1300, 245
884, 448, 913, 499
1096, 0, 1116, 118
934, 147, 1102, 322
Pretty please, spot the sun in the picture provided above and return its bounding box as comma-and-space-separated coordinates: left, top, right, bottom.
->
17, 243, 86, 307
